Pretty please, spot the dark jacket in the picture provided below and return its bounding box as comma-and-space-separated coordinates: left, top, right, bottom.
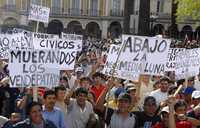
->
13, 119, 57, 128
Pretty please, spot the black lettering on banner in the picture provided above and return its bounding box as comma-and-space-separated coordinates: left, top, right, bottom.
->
142, 39, 150, 52
0, 37, 9, 47
157, 40, 167, 53
134, 37, 142, 52
59, 51, 76, 65
11, 50, 21, 63
110, 46, 120, 54
123, 37, 133, 53
144, 63, 165, 74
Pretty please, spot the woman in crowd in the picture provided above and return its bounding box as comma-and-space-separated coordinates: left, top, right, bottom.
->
14, 101, 57, 128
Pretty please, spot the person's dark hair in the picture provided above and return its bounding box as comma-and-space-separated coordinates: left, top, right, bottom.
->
160, 76, 170, 83
60, 76, 68, 82
26, 102, 42, 116
75, 87, 88, 96
174, 100, 187, 111
168, 85, 178, 95
80, 77, 92, 84
92, 72, 102, 79
43, 90, 55, 99
55, 86, 66, 96
144, 96, 156, 105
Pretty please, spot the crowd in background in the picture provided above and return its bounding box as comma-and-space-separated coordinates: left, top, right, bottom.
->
0, 33, 200, 128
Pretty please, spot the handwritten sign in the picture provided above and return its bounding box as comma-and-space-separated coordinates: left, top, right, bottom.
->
175, 48, 200, 80
8, 50, 60, 87
0, 33, 32, 59
28, 4, 50, 23
165, 48, 185, 71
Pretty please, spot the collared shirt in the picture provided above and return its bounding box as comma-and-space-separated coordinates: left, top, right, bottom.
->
42, 106, 66, 128
66, 99, 94, 128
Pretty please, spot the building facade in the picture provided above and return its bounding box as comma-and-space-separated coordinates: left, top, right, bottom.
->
129, 0, 200, 40
0, 0, 125, 39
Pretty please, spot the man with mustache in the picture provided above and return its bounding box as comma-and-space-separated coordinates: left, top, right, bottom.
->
42, 90, 67, 128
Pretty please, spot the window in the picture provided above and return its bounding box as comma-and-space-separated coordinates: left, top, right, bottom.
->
112, 0, 120, 16
71, 0, 80, 15
51, 0, 61, 14
31, 0, 41, 5
7, 0, 15, 5
157, 0, 164, 13
90, 0, 98, 16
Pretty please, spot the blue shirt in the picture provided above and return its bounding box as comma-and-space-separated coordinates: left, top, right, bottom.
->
42, 107, 66, 128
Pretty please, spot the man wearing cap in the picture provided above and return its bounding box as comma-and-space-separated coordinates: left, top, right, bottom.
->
187, 90, 200, 128
96, 84, 136, 128
182, 87, 195, 111
149, 76, 171, 106
133, 96, 161, 127
126, 84, 141, 111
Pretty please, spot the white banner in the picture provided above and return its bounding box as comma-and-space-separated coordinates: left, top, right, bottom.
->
8, 50, 60, 88
102, 35, 171, 80
165, 48, 185, 71
102, 44, 140, 81
33, 33, 78, 70
175, 48, 200, 80
0, 33, 32, 59
28, 4, 50, 23
61, 32, 83, 51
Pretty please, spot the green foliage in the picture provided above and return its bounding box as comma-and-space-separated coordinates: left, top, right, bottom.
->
175, 0, 200, 21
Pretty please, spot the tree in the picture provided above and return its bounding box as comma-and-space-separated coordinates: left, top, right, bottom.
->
175, 0, 200, 21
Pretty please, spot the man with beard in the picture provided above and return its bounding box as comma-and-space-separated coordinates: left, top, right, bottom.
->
42, 90, 66, 128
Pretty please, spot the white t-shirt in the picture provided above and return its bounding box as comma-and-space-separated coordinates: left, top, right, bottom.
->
109, 112, 136, 128
149, 89, 168, 105
66, 99, 94, 128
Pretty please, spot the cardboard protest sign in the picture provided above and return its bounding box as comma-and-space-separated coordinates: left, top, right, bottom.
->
103, 35, 171, 80
165, 48, 185, 71
175, 48, 200, 80
59, 50, 77, 70
8, 50, 60, 88
102, 44, 140, 81
28, 4, 50, 23
32, 33, 78, 70
0, 33, 32, 59
61, 32, 83, 51
122, 35, 171, 75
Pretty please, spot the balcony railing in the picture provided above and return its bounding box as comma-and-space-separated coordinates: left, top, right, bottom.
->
68, 8, 82, 16
2, 4, 16, 12
51, 7, 62, 15
110, 9, 123, 16
88, 9, 100, 16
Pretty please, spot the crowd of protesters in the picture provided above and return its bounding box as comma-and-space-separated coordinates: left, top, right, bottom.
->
0, 33, 200, 128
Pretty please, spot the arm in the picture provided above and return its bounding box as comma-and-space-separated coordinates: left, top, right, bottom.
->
168, 96, 176, 128
95, 79, 114, 112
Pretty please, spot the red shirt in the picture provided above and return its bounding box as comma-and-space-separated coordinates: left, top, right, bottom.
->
90, 84, 106, 101
153, 121, 192, 128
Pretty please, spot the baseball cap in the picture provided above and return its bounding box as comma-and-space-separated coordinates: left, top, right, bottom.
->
192, 90, 200, 99
125, 83, 137, 92
117, 93, 131, 102
114, 87, 126, 98
161, 106, 169, 113
182, 87, 195, 95
75, 67, 84, 73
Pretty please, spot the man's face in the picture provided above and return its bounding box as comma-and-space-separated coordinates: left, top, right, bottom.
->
44, 94, 56, 108
80, 80, 90, 89
175, 106, 187, 115
144, 101, 157, 116
76, 93, 87, 107
160, 80, 169, 92
128, 90, 137, 102
192, 98, 200, 106
117, 99, 130, 113
94, 76, 101, 84
56, 90, 66, 101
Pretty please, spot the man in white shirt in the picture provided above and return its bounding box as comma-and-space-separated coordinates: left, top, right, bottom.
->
65, 87, 94, 128
150, 76, 171, 105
